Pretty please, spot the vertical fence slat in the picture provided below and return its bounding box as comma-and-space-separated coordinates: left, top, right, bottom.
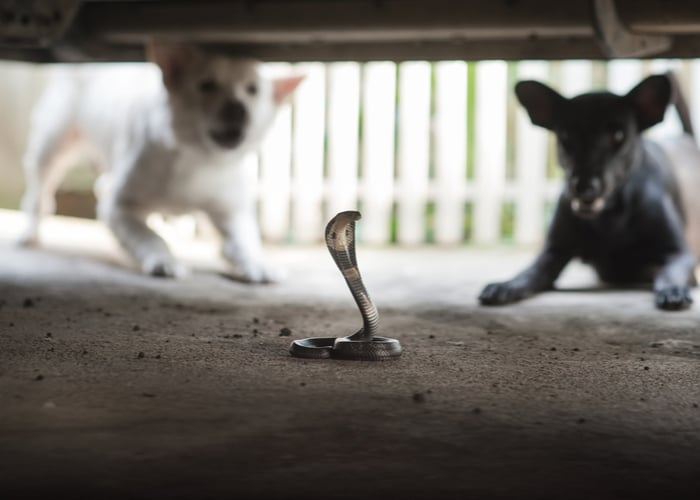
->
559, 60, 593, 96
326, 62, 361, 221
396, 61, 431, 245
514, 61, 550, 246
360, 62, 396, 244
473, 61, 508, 245
0, 63, 49, 205
433, 61, 467, 244
259, 63, 293, 242
690, 60, 700, 137
291, 63, 326, 243
606, 59, 643, 95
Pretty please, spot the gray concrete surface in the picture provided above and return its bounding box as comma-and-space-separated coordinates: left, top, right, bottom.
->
1, 211, 700, 499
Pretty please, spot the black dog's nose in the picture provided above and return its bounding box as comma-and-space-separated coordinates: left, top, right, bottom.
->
573, 178, 601, 203
578, 186, 598, 203
219, 99, 247, 125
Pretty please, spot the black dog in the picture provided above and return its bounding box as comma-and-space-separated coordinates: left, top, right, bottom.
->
479, 73, 700, 311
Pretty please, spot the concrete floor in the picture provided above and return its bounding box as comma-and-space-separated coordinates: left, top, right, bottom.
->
1, 210, 700, 500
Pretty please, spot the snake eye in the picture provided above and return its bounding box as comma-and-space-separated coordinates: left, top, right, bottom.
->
330, 231, 336, 239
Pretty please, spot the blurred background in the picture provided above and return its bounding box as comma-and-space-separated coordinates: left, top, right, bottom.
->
0, 57, 696, 247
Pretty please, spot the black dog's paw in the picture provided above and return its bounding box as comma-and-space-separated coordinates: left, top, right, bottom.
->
479, 282, 532, 306
655, 286, 693, 311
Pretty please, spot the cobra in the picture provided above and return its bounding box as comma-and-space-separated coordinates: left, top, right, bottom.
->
289, 211, 402, 361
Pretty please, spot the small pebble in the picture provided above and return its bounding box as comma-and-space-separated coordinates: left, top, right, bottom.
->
141, 392, 156, 398
233, 334, 243, 339
693, 403, 698, 408
279, 327, 292, 337
577, 418, 586, 424
412, 392, 426, 403
643, 366, 650, 371
137, 351, 145, 359
23, 298, 35, 308
34, 374, 44, 381
253, 317, 260, 324
132, 325, 141, 332
300, 382, 306, 387
45, 332, 52, 339
550, 347, 557, 351
472, 407, 482, 415
428, 334, 435, 339
42, 401, 56, 409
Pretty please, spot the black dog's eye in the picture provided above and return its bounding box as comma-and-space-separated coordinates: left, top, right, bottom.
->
611, 129, 625, 145
198, 79, 218, 93
246, 82, 258, 96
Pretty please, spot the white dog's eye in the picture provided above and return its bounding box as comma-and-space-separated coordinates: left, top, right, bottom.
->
198, 79, 218, 94
246, 82, 258, 96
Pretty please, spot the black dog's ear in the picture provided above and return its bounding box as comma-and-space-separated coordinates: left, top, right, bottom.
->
515, 80, 566, 130
626, 74, 671, 131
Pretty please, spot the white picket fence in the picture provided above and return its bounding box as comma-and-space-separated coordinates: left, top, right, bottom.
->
247, 58, 700, 247
4, 58, 700, 247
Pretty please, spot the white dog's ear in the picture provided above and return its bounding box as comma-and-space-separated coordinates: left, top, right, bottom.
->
273, 75, 305, 104
147, 41, 199, 90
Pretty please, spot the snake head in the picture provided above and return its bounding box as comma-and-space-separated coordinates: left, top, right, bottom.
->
325, 210, 361, 246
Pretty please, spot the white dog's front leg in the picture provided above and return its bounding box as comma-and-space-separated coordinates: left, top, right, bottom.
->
101, 201, 188, 278
206, 207, 278, 283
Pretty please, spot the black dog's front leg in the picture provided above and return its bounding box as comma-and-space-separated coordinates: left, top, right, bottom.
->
648, 195, 696, 311
479, 247, 572, 305
654, 251, 695, 310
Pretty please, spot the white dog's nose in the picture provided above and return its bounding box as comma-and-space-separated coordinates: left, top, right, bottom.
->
219, 99, 246, 126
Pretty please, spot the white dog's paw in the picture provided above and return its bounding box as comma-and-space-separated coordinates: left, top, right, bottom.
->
17, 233, 39, 248
17, 218, 39, 247
141, 255, 189, 279
228, 260, 283, 284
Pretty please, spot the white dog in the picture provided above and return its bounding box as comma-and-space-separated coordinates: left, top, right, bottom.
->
19, 42, 303, 282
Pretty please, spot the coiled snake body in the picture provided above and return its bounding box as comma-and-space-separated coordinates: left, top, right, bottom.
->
289, 211, 402, 361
